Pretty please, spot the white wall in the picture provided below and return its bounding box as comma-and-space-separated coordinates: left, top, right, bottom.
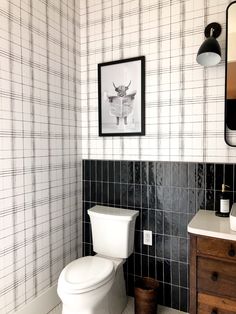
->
80, 0, 236, 163
0, 1, 82, 313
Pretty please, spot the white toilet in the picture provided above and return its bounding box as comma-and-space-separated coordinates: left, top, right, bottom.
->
57, 205, 139, 314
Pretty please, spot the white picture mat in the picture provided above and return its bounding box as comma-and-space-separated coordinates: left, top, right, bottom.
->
100, 60, 142, 134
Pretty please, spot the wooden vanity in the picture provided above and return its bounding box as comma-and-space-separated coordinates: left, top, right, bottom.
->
188, 210, 236, 314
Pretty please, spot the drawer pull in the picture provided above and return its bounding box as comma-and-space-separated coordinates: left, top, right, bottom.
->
211, 310, 217, 314
228, 245, 235, 257
211, 272, 218, 281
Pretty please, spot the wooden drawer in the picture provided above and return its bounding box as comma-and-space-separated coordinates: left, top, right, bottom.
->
197, 237, 236, 261
198, 257, 236, 299
198, 293, 236, 314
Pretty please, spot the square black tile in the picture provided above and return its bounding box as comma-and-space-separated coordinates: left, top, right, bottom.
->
84, 181, 90, 201
205, 189, 215, 211
188, 189, 196, 213
103, 182, 108, 203
171, 261, 179, 286
149, 256, 156, 278
91, 181, 96, 202
171, 187, 180, 211
225, 164, 234, 191
179, 163, 188, 188
215, 163, 224, 190
141, 185, 148, 209
121, 183, 128, 207
134, 253, 142, 276
164, 212, 172, 235
163, 187, 172, 211
196, 189, 205, 210
141, 162, 148, 185
178, 214, 188, 238
171, 162, 179, 187
179, 238, 188, 263
206, 163, 215, 190
163, 162, 171, 186
163, 283, 171, 308
148, 185, 156, 209
121, 161, 128, 183
188, 163, 196, 188
156, 162, 163, 186
114, 183, 121, 206
180, 288, 188, 313
103, 161, 108, 182
114, 161, 121, 183
108, 160, 114, 182
142, 208, 148, 230
97, 160, 102, 181
171, 237, 179, 261
108, 182, 114, 205
156, 186, 164, 210
196, 163, 205, 189
96, 182, 102, 203
128, 161, 134, 184
134, 230, 142, 253
141, 255, 149, 277
90, 160, 96, 181
171, 285, 180, 310
128, 184, 134, 207
84, 160, 90, 180
156, 259, 164, 281
180, 263, 188, 288
171, 212, 180, 236
155, 234, 164, 258
148, 162, 156, 185
155, 210, 163, 234
134, 162, 141, 184
179, 188, 188, 212
164, 260, 171, 283
149, 209, 156, 233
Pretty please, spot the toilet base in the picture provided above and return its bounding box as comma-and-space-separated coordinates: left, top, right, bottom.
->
108, 263, 127, 314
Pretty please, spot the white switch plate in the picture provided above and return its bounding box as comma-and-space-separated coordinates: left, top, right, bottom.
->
143, 230, 152, 246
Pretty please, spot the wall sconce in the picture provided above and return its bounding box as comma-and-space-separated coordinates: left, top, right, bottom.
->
196, 22, 222, 66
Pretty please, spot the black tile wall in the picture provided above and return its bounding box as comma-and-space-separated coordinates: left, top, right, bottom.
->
82, 160, 236, 312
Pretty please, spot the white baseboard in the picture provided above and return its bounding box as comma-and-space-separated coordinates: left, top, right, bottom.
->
14, 283, 60, 314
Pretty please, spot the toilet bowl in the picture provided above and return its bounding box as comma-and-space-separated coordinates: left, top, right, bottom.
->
58, 255, 127, 314
58, 255, 115, 314
57, 205, 139, 314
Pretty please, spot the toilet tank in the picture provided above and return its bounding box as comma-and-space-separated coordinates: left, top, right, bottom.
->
88, 205, 139, 259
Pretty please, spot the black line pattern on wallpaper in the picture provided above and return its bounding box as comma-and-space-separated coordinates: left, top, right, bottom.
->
80, 0, 235, 162
0, 1, 81, 313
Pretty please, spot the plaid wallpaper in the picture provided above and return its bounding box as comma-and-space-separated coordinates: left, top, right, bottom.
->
1, 0, 236, 313
80, 0, 236, 163
0, 0, 82, 313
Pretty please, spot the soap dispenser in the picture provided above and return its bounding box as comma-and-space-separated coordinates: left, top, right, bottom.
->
216, 184, 230, 217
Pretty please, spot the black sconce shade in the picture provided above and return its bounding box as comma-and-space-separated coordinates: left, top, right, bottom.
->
196, 22, 222, 66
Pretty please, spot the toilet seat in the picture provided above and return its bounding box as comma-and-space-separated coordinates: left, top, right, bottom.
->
58, 256, 115, 294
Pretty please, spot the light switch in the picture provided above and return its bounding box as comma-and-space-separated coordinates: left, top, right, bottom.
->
143, 230, 152, 246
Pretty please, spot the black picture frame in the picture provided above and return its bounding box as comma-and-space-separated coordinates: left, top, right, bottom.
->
98, 56, 145, 137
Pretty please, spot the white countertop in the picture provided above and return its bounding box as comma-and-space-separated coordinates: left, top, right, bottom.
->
188, 210, 236, 241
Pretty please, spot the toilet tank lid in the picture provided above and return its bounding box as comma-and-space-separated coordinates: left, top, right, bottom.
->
88, 205, 139, 221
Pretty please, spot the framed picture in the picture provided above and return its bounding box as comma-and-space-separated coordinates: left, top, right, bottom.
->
98, 56, 145, 136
